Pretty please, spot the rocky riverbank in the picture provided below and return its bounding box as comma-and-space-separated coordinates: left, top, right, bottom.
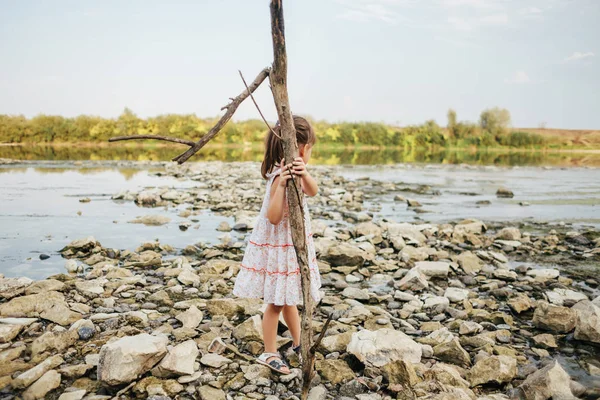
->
0, 161, 599, 400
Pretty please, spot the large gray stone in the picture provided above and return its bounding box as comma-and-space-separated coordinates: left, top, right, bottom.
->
153, 339, 199, 377
97, 333, 168, 385
22, 370, 61, 400
572, 300, 600, 344
347, 328, 422, 367
469, 356, 517, 387
533, 301, 577, 333
0, 291, 82, 326
515, 361, 577, 400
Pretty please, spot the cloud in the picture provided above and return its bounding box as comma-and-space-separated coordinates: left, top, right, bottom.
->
335, 1, 403, 23
447, 13, 507, 31
479, 13, 508, 25
505, 71, 531, 84
563, 52, 595, 63
439, 0, 504, 9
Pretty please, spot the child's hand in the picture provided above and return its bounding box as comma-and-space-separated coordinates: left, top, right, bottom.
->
278, 159, 293, 187
292, 157, 308, 177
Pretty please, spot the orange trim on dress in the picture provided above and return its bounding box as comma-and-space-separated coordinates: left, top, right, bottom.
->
241, 257, 318, 276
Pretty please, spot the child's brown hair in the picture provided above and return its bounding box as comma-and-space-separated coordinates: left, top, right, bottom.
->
261, 115, 316, 180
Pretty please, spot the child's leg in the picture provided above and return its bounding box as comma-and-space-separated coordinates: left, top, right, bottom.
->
263, 304, 284, 353
282, 305, 301, 347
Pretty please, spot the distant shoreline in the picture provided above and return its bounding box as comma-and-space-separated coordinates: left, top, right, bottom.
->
2, 142, 600, 154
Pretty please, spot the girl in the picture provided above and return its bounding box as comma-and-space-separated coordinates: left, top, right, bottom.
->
232, 115, 322, 374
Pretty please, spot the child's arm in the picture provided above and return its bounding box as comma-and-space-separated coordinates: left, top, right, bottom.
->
292, 157, 318, 197
267, 160, 293, 225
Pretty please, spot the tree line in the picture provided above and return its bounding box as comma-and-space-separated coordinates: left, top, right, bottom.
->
0, 107, 555, 149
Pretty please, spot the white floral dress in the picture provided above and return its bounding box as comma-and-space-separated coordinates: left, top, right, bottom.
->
233, 167, 322, 306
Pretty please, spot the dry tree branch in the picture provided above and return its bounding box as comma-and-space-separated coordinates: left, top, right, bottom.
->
269, 1, 316, 399
108, 67, 271, 164
109, 135, 196, 146
173, 67, 271, 164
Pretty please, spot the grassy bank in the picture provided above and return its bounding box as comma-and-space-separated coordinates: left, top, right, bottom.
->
1, 110, 598, 151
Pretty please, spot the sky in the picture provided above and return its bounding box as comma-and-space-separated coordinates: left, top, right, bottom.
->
0, 0, 598, 129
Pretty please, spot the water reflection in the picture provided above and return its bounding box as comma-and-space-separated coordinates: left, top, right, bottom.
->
1, 144, 599, 167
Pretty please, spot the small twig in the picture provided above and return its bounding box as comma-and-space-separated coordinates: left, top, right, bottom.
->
111, 381, 136, 399
310, 313, 334, 354
239, 70, 281, 140
109, 135, 195, 147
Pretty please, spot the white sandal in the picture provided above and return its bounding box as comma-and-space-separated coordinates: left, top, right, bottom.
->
256, 352, 291, 375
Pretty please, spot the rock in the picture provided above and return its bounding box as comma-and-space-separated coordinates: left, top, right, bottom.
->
32, 329, 78, 357
546, 288, 588, 306
459, 321, 483, 335
65, 260, 82, 274
469, 355, 517, 387
324, 242, 370, 267
526, 268, 560, 281
198, 385, 226, 400
407, 198, 422, 207
400, 246, 429, 262
455, 219, 487, 234
0, 323, 23, 343
22, 369, 61, 400
12, 355, 64, 389
58, 364, 93, 379
382, 359, 420, 386
420, 328, 454, 347
415, 261, 450, 278
424, 296, 450, 313
496, 187, 514, 198
233, 315, 263, 341
60, 236, 98, 254
58, 390, 87, 400
455, 252, 482, 274
25, 279, 65, 294
433, 338, 471, 368
496, 227, 521, 240
347, 328, 422, 366
200, 353, 231, 368
533, 301, 577, 333
444, 288, 470, 303
0, 276, 33, 299
97, 333, 168, 385
342, 287, 370, 301
307, 385, 328, 400
319, 331, 354, 353
243, 364, 271, 380
175, 305, 203, 329
515, 360, 577, 400
532, 333, 558, 349
177, 269, 200, 286
507, 294, 534, 314
206, 298, 243, 318
356, 222, 383, 243
129, 215, 171, 226
424, 363, 470, 388
493, 269, 517, 281
572, 300, 600, 344
396, 269, 429, 292
0, 291, 82, 326
387, 223, 427, 245
75, 278, 106, 297
154, 340, 198, 377
316, 359, 355, 385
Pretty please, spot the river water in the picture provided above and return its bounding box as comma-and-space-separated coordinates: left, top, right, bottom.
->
0, 160, 598, 280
